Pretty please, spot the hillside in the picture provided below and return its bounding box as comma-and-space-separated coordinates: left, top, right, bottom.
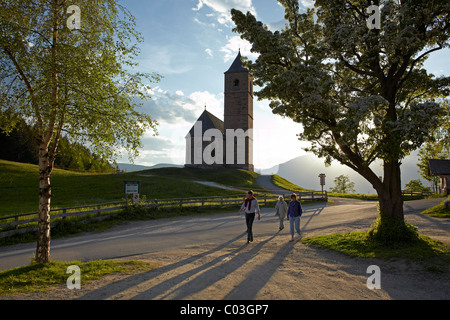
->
0, 160, 263, 216
260, 150, 426, 194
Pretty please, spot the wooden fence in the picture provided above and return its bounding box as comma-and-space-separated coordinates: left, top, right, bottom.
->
0, 191, 327, 238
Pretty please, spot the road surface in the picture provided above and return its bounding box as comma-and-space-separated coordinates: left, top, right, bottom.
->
0, 197, 447, 271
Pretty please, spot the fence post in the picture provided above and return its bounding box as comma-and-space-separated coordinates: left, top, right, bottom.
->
15, 215, 19, 229
180, 199, 183, 209
264, 194, 267, 205
62, 208, 67, 221
97, 204, 101, 217
312, 192, 315, 200
221, 196, 223, 206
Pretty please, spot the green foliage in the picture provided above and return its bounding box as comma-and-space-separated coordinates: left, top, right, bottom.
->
0, 0, 160, 162
329, 174, 355, 193
417, 100, 450, 192
404, 179, 431, 193
230, 0, 450, 221
0, 118, 115, 172
0, 117, 37, 164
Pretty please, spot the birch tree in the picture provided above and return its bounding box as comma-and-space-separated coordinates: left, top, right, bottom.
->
0, 0, 159, 263
231, 0, 449, 242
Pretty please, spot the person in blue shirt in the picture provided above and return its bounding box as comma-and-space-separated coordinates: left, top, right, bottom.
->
287, 193, 302, 242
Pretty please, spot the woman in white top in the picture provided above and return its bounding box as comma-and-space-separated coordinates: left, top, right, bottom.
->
238, 190, 261, 243
275, 196, 288, 231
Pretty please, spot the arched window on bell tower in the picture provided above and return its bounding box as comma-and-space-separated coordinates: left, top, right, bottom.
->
233, 79, 240, 90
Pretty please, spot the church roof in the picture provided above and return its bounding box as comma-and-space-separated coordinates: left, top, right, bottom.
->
186, 109, 224, 137
224, 51, 248, 74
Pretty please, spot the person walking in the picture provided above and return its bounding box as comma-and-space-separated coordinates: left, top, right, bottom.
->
238, 190, 261, 243
275, 196, 288, 231
287, 193, 303, 242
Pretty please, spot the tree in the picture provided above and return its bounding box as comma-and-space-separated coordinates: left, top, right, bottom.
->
0, 0, 160, 263
417, 100, 450, 192
231, 0, 449, 242
330, 175, 356, 193
404, 179, 431, 193
417, 141, 449, 193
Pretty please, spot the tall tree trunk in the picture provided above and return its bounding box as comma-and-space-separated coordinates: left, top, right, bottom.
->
36, 142, 52, 264
378, 159, 404, 220
370, 159, 418, 243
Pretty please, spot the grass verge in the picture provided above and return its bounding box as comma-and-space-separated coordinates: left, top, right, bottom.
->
422, 196, 450, 218
301, 231, 450, 273
0, 259, 157, 296
271, 175, 311, 192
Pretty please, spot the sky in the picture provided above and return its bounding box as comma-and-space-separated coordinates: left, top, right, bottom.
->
115, 0, 449, 170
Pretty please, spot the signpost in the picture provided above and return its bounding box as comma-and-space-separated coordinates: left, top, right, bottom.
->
319, 173, 326, 193
123, 181, 140, 205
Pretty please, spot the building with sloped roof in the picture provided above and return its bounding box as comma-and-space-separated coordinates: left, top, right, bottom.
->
185, 51, 254, 172
428, 159, 450, 195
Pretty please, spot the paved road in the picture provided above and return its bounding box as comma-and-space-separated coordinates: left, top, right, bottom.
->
0, 196, 448, 271
256, 175, 292, 193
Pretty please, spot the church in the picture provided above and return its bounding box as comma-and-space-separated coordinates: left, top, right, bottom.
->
185, 51, 254, 172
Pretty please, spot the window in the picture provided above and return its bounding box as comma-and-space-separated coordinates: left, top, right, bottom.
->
233, 79, 239, 89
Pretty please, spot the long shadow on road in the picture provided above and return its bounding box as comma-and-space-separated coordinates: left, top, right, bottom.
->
78, 230, 295, 300
78, 232, 247, 300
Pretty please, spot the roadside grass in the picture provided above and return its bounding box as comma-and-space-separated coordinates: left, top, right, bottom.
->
327, 192, 439, 201
0, 259, 157, 296
302, 231, 450, 273
270, 175, 311, 192
422, 196, 450, 218
327, 192, 379, 200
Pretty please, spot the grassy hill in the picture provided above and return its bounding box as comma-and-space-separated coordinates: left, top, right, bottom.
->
0, 159, 263, 216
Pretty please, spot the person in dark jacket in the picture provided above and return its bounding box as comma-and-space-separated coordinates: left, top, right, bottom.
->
287, 193, 302, 242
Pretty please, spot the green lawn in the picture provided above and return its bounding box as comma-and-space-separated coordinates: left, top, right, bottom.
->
302, 231, 450, 272
0, 259, 157, 296
0, 159, 262, 216
271, 174, 311, 192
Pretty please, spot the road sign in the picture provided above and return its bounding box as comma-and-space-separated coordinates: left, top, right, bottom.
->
319, 174, 326, 192
123, 181, 140, 194
319, 173, 326, 186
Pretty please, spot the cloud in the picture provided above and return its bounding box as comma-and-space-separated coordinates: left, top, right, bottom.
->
220, 35, 259, 62
192, 0, 256, 26
138, 44, 193, 75
299, 0, 315, 8
138, 87, 223, 126
205, 48, 214, 58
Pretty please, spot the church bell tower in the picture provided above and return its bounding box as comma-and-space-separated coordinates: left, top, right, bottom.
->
224, 51, 254, 172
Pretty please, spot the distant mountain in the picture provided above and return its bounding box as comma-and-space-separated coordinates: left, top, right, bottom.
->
117, 163, 183, 172
257, 150, 426, 193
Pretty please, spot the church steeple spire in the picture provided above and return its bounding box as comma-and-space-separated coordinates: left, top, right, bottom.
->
224, 50, 247, 74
